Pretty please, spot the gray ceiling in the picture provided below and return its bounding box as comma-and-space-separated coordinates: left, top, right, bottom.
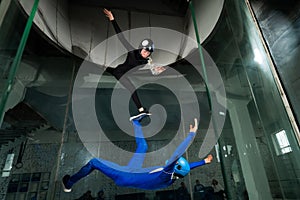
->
69, 0, 189, 16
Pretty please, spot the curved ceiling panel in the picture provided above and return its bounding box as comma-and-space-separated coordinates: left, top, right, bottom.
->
18, 0, 224, 66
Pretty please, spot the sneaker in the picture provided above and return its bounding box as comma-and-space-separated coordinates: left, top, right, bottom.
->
141, 109, 151, 115
129, 112, 151, 121
62, 175, 72, 192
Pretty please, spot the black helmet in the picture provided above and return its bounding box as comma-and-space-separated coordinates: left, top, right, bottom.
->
139, 39, 154, 52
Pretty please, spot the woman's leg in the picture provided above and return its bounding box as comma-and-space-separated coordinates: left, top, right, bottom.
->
105, 66, 115, 74
118, 76, 143, 110
105, 68, 144, 111
127, 120, 148, 169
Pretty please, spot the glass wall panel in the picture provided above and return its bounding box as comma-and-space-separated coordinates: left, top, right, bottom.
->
204, 0, 300, 199
250, 0, 300, 130
0, 1, 74, 200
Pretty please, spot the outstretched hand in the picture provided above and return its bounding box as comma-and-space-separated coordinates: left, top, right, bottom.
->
103, 8, 114, 21
204, 154, 213, 164
189, 118, 198, 133
152, 66, 166, 75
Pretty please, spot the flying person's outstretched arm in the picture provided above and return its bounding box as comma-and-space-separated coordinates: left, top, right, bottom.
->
165, 119, 198, 167
103, 8, 134, 51
189, 154, 213, 169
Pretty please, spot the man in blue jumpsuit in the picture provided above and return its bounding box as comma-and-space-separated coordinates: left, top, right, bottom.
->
62, 115, 213, 192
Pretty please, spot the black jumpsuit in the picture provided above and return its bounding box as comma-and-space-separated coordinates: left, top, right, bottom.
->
105, 20, 149, 110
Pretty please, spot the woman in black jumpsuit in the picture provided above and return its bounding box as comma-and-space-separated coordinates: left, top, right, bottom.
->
103, 9, 165, 119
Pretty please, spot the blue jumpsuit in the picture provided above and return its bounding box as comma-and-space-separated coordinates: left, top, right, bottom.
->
65, 120, 206, 190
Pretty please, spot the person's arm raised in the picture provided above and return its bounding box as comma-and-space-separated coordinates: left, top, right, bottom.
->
103, 8, 134, 51
165, 119, 198, 167
189, 118, 198, 133
189, 154, 213, 170
103, 8, 114, 21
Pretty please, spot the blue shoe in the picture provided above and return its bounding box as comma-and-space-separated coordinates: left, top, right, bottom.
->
129, 112, 151, 121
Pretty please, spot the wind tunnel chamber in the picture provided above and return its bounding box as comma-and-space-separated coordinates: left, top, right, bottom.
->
0, 0, 300, 199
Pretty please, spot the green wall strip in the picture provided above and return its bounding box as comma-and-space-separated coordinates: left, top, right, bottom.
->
188, 1, 212, 110
0, 0, 40, 125
188, 1, 229, 197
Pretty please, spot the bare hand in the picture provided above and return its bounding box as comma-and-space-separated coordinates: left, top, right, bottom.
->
103, 8, 114, 21
189, 118, 198, 133
204, 154, 213, 164
153, 66, 166, 74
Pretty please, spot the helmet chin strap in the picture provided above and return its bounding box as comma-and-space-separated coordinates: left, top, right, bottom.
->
171, 173, 180, 180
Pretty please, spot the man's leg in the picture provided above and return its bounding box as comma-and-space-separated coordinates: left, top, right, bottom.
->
127, 119, 148, 169
63, 158, 121, 192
